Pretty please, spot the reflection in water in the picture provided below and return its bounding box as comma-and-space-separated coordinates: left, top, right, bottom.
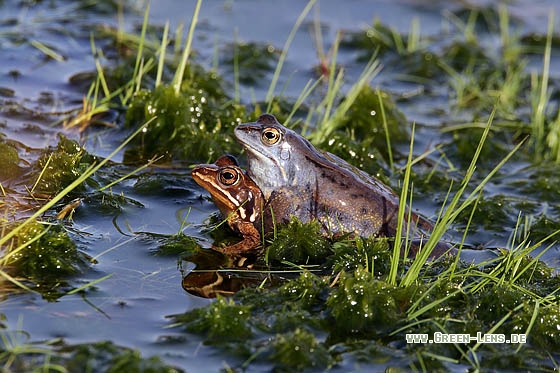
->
182, 269, 257, 298
180, 249, 271, 298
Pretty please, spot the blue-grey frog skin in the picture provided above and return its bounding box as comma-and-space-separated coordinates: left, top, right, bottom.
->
234, 113, 453, 257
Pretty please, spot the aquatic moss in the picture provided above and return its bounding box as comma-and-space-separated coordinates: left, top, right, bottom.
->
513, 303, 560, 351
33, 135, 95, 195
221, 41, 278, 86
61, 341, 181, 373
340, 20, 443, 79
266, 217, 332, 264
475, 286, 528, 323
519, 165, 560, 202
124, 83, 246, 163
0, 141, 20, 180
520, 32, 560, 51
132, 172, 194, 196
268, 328, 334, 372
451, 6, 520, 34
277, 271, 330, 310
84, 190, 144, 215
155, 233, 200, 256
344, 87, 407, 142
7, 220, 85, 281
394, 50, 444, 80
172, 295, 252, 343
449, 127, 510, 170
443, 40, 490, 72
454, 194, 517, 232
316, 132, 385, 174
495, 250, 560, 296
329, 236, 391, 276
526, 213, 560, 245
340, 19, 404, 60
327, 266, 400, 336
316, 86, 408, 171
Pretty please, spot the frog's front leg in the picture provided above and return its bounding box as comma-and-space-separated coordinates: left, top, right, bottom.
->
212, 221, 262, 256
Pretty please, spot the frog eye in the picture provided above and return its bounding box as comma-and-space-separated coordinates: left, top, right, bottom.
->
261, 127, 281, 145
219, 167, 240, 186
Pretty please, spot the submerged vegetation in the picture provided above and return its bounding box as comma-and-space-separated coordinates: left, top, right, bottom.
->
1, 0, 560, 371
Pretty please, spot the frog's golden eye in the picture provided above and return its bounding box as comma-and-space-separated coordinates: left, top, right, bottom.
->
261, 127, 281, 145
219, 167, 240, 186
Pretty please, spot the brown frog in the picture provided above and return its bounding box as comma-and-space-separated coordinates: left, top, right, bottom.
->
234, 114, 452, 257
191, 155, 264, 256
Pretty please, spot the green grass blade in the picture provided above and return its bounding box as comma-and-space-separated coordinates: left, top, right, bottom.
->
389, 122, 415, 285
173, 0, 202, 95
265, 0, 316, 109
155, 21, 170, 88
66, 273, 113, 295
377, 87, 394, 171
401, 107, 499, 286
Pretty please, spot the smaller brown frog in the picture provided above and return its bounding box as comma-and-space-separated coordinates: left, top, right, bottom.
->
191, 155, 264, 256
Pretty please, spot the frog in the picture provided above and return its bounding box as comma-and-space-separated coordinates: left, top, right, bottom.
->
191, 154, 264, 256
234, 114, 453, 257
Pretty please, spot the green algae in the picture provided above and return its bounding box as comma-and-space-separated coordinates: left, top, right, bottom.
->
154, 232, 199, 256
0, 141, 20, 180
172, 295, 252, 343
221, 41, 278, 86
329, 236, 391, 276
327, 266, 401, 336
132, 172, 193, 196
276, 270, 331, 310
62, 341, 181, 373
125, 83, 246, 163
341, 19, 406, 61
316, 86, 407, 173
33, 135, 96, 195
266, 217, 332, 264
268, 328, 334, 372
0, 339, 181, 373
454, 194, 518, 232
6, 220, 86, 282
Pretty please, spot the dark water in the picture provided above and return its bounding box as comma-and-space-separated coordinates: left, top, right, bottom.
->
1, 0, 560, 371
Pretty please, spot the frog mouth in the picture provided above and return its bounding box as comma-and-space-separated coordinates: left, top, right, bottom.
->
244, 146, 268, 163
242, 146, 288, 187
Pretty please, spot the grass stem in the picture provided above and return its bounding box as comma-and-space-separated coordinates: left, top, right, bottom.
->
173, 0, 202, 95
265, 0, 316, 109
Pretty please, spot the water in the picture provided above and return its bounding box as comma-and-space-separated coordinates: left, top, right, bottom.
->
1, 0, 560, 370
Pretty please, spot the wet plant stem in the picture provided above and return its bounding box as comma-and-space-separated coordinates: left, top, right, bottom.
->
173, 0, 202, 95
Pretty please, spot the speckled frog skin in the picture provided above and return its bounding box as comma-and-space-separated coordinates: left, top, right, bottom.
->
234, 114, 450, 255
